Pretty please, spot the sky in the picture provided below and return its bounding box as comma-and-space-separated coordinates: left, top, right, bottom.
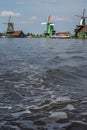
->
0, 0, 87, 34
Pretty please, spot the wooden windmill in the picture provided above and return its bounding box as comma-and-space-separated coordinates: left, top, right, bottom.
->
3, 16, 15, 36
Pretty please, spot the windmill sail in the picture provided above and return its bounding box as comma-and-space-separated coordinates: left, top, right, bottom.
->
48, 15, 51, 22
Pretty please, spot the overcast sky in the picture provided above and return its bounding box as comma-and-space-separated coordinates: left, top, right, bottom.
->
0, 0, 87, 34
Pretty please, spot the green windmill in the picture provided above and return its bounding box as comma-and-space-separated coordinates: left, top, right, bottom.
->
41, 15, 56, 37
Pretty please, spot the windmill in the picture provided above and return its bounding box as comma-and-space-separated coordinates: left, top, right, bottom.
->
41, 15, 56, 36
75, 9, 87, 26
74, 9, 87, 38
3, 16, 15, 36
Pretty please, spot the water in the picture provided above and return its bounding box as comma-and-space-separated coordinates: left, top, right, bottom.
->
0, 38, 87, 130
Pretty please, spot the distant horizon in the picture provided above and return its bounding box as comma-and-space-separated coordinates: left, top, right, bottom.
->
0, 0, 87, 34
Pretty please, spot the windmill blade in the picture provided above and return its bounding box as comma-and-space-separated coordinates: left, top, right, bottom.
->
48, 15, 51, 22
75, 15, 87, 18
50, 23, 55, 26
41, 22, 47, 25
75, 15, 82, 17
83, 17, 87, 18
83, 9, 85, 17
8, 16, 11, 23
3, 22, 8, 24
75, 9, 87, 18
3, 16, 13, 24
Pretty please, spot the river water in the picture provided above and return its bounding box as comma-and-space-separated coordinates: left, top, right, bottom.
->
0, 38, 87, 130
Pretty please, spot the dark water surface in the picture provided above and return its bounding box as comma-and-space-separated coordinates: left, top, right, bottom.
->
0, 38, 87, 130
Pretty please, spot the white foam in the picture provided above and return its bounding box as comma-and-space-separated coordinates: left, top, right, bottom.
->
56, 96, 71, 103
80, 112, 87, 116
0, 106, 12, 109
50, 111, 68, 120
11, 110, 31, 118
81, 100, 87, 104
65, 104, 76, 111
14, 85, 19, 88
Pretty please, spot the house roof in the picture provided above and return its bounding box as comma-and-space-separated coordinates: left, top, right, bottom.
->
56, 32, 69, 36
79, 26, 87, 33
13, 31, 23, 37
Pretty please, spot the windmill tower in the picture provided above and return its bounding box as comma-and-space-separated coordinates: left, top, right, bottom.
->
4, 16, 15, 37
41, 15, 56, 37
74, 9, 87, 38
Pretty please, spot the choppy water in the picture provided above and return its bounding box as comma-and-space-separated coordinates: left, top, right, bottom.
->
0, 38, 87, 130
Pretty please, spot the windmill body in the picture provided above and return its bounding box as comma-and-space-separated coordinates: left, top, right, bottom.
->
79, 17, 86, 26
7, 22, 14, 33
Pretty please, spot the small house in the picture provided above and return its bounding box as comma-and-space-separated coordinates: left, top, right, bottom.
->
12, 31, 25, 38
56, 32, 71, 38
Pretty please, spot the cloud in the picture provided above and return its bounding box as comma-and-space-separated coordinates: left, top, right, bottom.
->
42, 0, 57, 3
16, 2, 24, 5
0, 11, 21, 17
29, 16, 42, 22
30, 16, 37, 21
18, 21, 28, 24
17, 16, 41, 25
51, 16, 72, 22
